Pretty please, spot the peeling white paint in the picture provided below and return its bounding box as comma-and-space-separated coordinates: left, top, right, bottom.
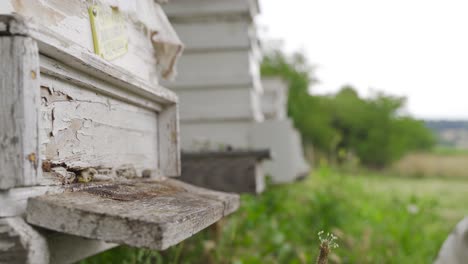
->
6, 0, 182, 83
39, 73, 160, 183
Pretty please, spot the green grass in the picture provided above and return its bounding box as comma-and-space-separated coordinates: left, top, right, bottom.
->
81, 167, 468, 264
431, 147, 468, 156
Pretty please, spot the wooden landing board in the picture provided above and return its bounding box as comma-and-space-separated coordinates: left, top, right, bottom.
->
25, 178, 239, 250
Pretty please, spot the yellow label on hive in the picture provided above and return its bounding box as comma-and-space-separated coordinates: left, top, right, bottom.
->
89, 5, 128, 61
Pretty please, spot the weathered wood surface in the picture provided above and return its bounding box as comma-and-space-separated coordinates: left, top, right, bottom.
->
1, 0, 183, 84
0, 34, 41, 190
26, 178, 239, 250
0, 217, 49, 264
178, 88, 263, 122
180, 151, 270, 194
39, 71, 160, 183
1, 14, 181, 187
159, 104, 181, 177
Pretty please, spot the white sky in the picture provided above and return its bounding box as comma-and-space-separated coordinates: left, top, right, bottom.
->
258, 0, 468, 120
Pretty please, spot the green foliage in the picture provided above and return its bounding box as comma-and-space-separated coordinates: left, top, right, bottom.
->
81, 168, 467, 263
261, 50, 435, 167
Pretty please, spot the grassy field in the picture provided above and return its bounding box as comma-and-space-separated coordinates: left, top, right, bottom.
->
81, 167, 468, 264
392, 151, 468, 179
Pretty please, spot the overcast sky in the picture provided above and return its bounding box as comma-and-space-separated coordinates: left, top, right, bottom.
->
258, 0, 468, 120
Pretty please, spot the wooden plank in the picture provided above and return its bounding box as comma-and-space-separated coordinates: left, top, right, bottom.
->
0, 34, 41, 190
32, 32, 178, 106
26, 178, 239, 250
177, 88, 263, 122
164, 49, 260, 90
180, 150, 270, 194
159, 104, 181, 177
172, 20, 254, 51
0, 217, 49, 264
164, 0, 259, 20
39, 55, 164, 112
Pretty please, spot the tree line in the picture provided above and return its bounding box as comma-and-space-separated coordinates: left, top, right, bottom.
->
261, 50, 434, 168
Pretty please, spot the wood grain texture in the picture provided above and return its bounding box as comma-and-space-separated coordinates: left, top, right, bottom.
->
26, 178, 239, 250
0, 34, 41, 190
0, 217, 49, 264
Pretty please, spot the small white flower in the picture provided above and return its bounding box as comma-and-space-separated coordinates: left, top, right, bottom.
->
407, 204, 419, 214
318, 230, 339, 249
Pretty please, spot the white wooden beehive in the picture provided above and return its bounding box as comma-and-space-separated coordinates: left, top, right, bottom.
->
163, 0, 264, 149
261, 78, 289, 121
251, 78, 311, 183
0, 1, 239, 263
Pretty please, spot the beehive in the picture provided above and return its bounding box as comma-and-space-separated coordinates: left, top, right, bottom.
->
0, 1, 239, 263
161, 0, 270, 194
251, 78, 311, 183
163, 0, 264, 149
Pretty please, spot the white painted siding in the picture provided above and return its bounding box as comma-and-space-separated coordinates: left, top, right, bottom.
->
178, 88, 262, 122
173, 21, 253, 50
166, 50, 260, 89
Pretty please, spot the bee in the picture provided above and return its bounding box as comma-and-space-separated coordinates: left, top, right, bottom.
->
51, 167, 76, 185
77, 168, 98, 183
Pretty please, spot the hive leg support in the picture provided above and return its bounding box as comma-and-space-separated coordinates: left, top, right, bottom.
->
0, 217, 118, 264
46, 233, 117, 264
0, 217, 49, 264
